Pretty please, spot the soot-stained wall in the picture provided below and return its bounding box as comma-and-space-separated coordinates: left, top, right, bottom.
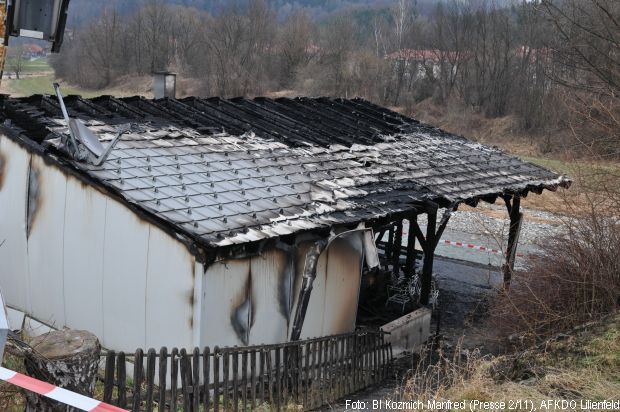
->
200, 233, 364, 347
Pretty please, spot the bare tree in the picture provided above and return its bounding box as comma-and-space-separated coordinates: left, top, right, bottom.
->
200, 0, 275, 96
7, 44, 27, 80
279, 11, 316, 88
393, 0, 414, 52
316, 14, 357, 96
542, 0, 620, 95
430, 0, 471, 103
81, 7, 122, 86
389, 0, 417, 104
372, 15, 389, 58
170, 6, 204, 74
542, 0, 620, 157
141, 0, 174, 72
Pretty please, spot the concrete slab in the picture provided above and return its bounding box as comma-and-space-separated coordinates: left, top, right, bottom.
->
381, 307, 431, 357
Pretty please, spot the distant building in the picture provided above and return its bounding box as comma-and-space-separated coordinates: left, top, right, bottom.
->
385, 49, 463, 80
22, 43, 45, 59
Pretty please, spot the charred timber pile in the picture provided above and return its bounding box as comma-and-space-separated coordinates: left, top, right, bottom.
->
24, 330, 101, 412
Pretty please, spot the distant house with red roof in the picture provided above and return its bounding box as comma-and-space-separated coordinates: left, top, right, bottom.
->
23, 43, 46, 59
385, 48, 464, 81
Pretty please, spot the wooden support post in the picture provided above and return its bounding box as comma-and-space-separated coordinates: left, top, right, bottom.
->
420, 208, 437, 305
386, 225, 395, 262
392, 220, 403, 277
404, 215, 417, 278
503, 194, 522, 287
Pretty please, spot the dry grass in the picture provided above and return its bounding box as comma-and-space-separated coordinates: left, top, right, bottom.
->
518, 156, 620, 216
489, 212, 619, 347
402, 314, 620, 410
410, 99, 544, 156
0, 351, 27, 412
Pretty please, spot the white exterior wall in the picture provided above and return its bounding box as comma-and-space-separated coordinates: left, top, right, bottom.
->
0, 138, 30, 312
0, 136, 198, 352
200, 234, 364, 346
0, 135, 365, 352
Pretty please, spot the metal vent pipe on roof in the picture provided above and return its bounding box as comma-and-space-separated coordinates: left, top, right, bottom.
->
153, 71, 176, 99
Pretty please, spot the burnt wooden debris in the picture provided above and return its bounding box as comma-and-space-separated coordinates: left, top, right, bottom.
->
101, 330, 391, 412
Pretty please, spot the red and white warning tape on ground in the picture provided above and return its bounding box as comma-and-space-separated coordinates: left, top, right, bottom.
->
0, 366, 127, 412
440, 239, 525, 258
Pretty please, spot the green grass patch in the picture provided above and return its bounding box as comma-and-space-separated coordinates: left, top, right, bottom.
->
531, 314, 620, 381
519, 156, 573, 175
19, 58, 52, 73
583, 320, 620, 378
4, 73, 109, 98
520, 155, 620, 175
520, 155, 620, 192
4, 57, 51, 75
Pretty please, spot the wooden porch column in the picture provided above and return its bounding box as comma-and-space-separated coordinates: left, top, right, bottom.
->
392, 219, 403, 277
503, 194, 523, 287
404, 215, 418, 278
386, 224, 395, 263
420, 208, 437, 305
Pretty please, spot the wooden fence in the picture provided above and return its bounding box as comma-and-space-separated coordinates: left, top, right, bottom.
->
100, 330, 392, 411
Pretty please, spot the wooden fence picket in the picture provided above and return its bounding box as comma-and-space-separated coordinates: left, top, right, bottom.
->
101, 330, 392, 411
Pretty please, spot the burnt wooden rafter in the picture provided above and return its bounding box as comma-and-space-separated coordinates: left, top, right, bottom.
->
502, 193, 513, 214
386, 225, 395, 264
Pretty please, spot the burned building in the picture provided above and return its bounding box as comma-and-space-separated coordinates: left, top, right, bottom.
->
0, 94, 570, 352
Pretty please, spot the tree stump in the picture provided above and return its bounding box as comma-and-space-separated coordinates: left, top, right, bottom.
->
24, 330, 101, 412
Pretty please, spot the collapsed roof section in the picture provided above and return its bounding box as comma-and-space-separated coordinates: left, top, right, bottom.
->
0, 95, 570, 248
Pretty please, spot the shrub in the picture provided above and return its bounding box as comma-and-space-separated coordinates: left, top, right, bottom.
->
490, 214, 620, 346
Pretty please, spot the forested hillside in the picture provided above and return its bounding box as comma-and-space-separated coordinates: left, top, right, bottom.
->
65, 0, 515, 23
66, 0, 409, 23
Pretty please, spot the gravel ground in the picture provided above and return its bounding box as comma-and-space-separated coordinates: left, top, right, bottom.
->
389, 203, 566, 269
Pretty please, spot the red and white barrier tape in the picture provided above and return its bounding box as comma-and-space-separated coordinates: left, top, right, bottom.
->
401, 230, 526, 258
440, 239, 525, 258
0, 366, 127, 412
